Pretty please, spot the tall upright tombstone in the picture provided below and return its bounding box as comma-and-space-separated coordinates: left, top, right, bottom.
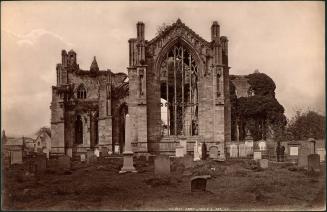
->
119, 114, 137, 173
193, 141, 201, 161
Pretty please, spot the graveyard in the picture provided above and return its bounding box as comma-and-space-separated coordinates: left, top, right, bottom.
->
2, 151, 325, 211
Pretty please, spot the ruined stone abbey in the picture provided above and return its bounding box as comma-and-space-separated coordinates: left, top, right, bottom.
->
50, 19, 240, 157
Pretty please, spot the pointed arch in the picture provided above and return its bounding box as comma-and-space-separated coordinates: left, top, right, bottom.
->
76, 84, 87, 99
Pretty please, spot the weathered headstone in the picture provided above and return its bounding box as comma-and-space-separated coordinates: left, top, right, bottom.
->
194, 141, 201, 161
191, 175, 210, 192
175, 146, 185, 157
308, 154, 320, 172
154, 155, 171, 176
80, 154, 86, 162
290, 146, 299, 156
209, 146, 219, 159
181, 155, 193, 169
217, 143, 226, 160
86, 150, 97, 164
316, 148, 326, 162
229, 144, 238, 158
239, 144, 247, 157
245, 141, 254, 156
179, 139, 187, 155
100, 147, 109, 157
114, 145, 120, 154
253, 151, 262, 160
259, 159, 268, 169
34, 155, 47, 173
66, 148, 73, 158
94, 148, 100, 157
258, 140, 267, 151
10, 150, 23, 165
298, 145, 311, 169
58, 155, 71, 170
119, 114, 137, 173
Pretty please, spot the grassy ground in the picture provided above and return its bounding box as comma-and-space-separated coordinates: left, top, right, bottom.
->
2, 157, 325, 211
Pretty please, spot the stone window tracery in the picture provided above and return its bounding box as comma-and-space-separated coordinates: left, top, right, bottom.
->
77, 84, 87, 99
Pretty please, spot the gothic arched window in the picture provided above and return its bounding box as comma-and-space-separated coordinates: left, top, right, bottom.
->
77, 84, 87, 99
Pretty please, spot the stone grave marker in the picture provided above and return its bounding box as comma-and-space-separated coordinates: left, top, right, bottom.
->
258, 140, 267, 151
253, 151, 262, 160
181, 155, 193, 169
316, 148, 325, 162
245, 141, 254, 156
238, 144, 247, 157
217, 143, 226, 161
114, 145, 120, 154
66, 148, 73, 158
194, 141, 201, 161
154, 155, 171, 176
100, 147, 109, 157
259, 159, 268, 169
176, 146, 185, 157
308, 154, 320, 172
34, 155, 47, 173
209, 146, 219, 159
180, 139, 187, 155
94, 148, 100, 157
190, 175, 211, 192
58, 155, 71, 170
229, 144, 238, 158
10, 150, 23, 165
119, 114, 137, 173
80, 154, 86, 162
298, 145, 311, 169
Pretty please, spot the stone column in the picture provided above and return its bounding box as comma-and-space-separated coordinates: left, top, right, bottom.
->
119, 114, 137, 173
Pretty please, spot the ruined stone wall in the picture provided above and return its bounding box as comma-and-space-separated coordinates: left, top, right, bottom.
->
230, 75, 250, 98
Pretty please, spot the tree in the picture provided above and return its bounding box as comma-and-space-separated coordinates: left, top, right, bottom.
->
35, 127, 51, 137
232, 72, 286, 141
287, 110, 325, 140
156, 22, 171, 35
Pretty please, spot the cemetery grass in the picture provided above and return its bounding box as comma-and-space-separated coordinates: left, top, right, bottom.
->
2, 158, 325, 211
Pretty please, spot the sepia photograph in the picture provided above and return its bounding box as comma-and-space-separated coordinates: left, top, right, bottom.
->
1, 1, 325, 211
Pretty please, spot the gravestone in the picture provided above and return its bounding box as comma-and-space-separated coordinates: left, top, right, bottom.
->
193, 141, 201, 161
100, 147, 109, 157
94, 148, 100, 157
316, 148, 325, 162
209, 146, 219, 159
181, 155, 193, 169
259, 159, 268, 169
258, 140, 267, 151
119, 114, 137, 173
290, 146, 299, 156
217, 143, 226, 160
245, 141, 254, 156
229, 144, 238, 158
239, 144, 247, 157
253, 151, 262, 160
114, 145, 120, 154
10, 150, 23, 165
176, 146, 185, 157
66, 148, 72, 158
34, 155, 47, 173
308, 154, 320, 172
179, 139, 187, 155
80, 154, 86, 162
298, 144, 311, 169
58, 155, 71, 170
154, 155, 171, 176
86, 150, 97, 164
191, 175, 210, 192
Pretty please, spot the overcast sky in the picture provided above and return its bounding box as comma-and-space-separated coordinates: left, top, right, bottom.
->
1, 1, 325, 137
